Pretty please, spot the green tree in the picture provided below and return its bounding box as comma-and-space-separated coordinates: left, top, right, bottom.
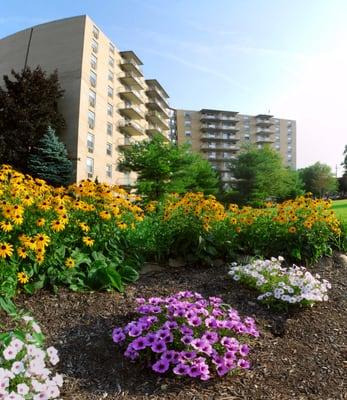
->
342, 145, 347, 173
28, 127, 72, 186
0, 67, 65, 171
118, 135, 219, 200
299, 162, 338, 197
228, 145, 303, 205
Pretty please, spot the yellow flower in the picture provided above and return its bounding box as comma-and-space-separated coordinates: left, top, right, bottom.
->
79, 222, 90, 232
288, 226, 297, 233
35, 233, 51, 248
11, 214, 23, 225
99, 210, 112, 220
83, 236, 94, 246
36, 253, 45, 264
36, 218, 46, 227
17, 272, 29, 284
51, 219, 65, 232
0, 220, 13, 232
17, 247, 28, 259
117, 223, 127, 230
65, 257, 75, 268
0, 242, 13, 258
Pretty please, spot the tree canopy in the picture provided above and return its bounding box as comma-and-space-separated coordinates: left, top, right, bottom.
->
118, 135, 219, 200
298, 162, 338, 197
0, 66, 65, 171
28, 126, 72, 186
227, 145, 303, 205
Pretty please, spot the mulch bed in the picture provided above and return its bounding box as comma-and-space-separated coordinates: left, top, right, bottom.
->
2, 255, 347, 400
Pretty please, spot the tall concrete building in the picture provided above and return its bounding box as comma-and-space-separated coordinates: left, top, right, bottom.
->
0, 15, 170, 185
175, 109, 296, 186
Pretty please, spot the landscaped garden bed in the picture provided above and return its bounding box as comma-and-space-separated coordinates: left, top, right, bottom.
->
2, 255, 345, 400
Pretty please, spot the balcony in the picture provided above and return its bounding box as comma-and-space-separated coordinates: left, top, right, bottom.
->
146, 100, 170, 118
256, 136, 274, 144
120, 51, 143, 77
256, 128, 273, 135
200, 113, 239, 123
200, 134, 238, 141
146, 111, 170, 129
119, 72, 144, 90
146, 125, 169, 141
117, 136, 136, 149
119, 87, 145, 104
145, 79, 169, 99
256, 114, 274, 127
119, 103, 144, 120
201, 144, 239, 152
201, 124, 239, 133
146, 88, 169, 109
119, 120, 145, 136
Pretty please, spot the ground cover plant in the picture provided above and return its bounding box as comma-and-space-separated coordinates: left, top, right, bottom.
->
229, 257, 331, 309
112, 291, 259, 381
0, 314, 63, 399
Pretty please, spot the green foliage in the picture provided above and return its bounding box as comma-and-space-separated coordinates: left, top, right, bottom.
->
118, 134, 219, 200
0, 67, 65, 172
299, 162, 338, 197
28, 127, 73, 186
227, 145, 303, 205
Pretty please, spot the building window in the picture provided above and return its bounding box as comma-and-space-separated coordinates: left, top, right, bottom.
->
88, 111, 95, 129
107, 103, 113, 117
243, 116, 249, 121
185, 130, 191, 136
275, 134, 280, 142
208, 152, 216, 159
107, 122, 113, 136
106, 142, 112, 156
275, 144, 280, 150
109, 56, 114, 68
109, 42, 115, 54
106, 163, 112, 178
287, 121, 293, 127
108, 70, 114, 82
107, 86, 113, 98
184, 119, 191, 126
92, 25, 99, 39
91, 54, 97, 70
208, 142, 216, 148
90, 70, 97, 87
86, 157, 94, 177
89, 89, 96, 108
244, 124, 250, 129
92, 39, 98, 53
223, 152, 229, 158
87, 133, 95, 153
184, 112, 191, 118
244, 134, 250, 140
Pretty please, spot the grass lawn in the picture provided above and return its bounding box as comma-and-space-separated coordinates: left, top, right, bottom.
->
332, 199, 347, 223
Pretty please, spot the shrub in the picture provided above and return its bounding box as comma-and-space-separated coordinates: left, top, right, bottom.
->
112, 291, 259, 380
228, 257, 331, 309
0, 315, 63, 399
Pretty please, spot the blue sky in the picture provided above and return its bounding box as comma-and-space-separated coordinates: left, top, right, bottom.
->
1, 0, 347, 174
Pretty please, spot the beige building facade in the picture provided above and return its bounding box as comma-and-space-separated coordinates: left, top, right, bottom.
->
175, 109, 296, 186
0, 15, 170, 185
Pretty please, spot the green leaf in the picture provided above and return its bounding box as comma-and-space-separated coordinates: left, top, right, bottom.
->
118, 265, 139, 283
0, 296, 18, 316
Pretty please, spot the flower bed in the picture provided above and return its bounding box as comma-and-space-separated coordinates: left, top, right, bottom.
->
229, 257, 331, 308
0, 315, 63, 399
112, 291, 259, 380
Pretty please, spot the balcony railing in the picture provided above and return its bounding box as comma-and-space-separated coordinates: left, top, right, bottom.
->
119, 72, 144, 90
120, 59, 143, 77
146, 99, 170, 118
200, 134, 238, 141
118, 120, 145, 136
119, 103, 144, 119
201, 124, 239, 132
146, 111, 170, 129
119, 87, 145, 104
146, 86, 169, 105
201, 114, 238, 123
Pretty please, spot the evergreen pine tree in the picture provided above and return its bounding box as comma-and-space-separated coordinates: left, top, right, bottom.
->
28, 127, 72, 186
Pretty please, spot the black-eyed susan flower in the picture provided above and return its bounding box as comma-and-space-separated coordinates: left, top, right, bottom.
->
36, 218, 46, 227
51, 219, 65, 232
17, 272, 29, 284
65, 257, 75, 268
99, 210, 112, 220
17, 247, 28, 259
0, 220, 13, 232
0, 242, 13, 258
79, 222, 90, 232
83, 236, 94, 247
35, 233, 51, 248
288, 226, 297, 234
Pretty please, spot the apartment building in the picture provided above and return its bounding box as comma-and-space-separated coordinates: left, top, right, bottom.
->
175, 109, 296, 186
0, 15, 170, 185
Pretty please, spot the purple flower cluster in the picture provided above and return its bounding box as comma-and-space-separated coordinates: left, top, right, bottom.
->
112, 291, 259, 380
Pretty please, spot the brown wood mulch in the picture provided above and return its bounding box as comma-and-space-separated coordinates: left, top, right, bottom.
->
2, 254, 347, 400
